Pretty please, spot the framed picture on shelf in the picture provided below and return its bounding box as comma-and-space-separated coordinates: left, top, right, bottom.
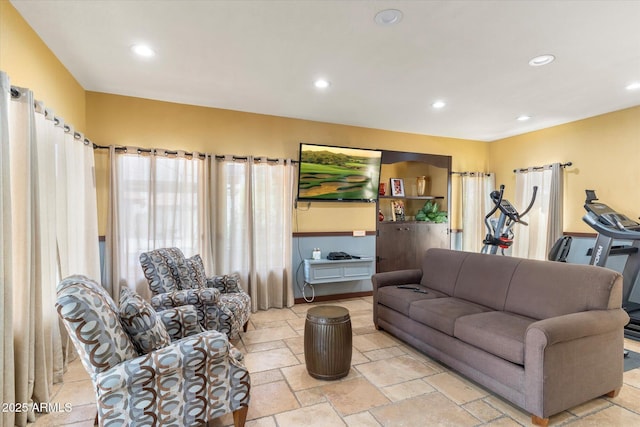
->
390, 178, 405, 197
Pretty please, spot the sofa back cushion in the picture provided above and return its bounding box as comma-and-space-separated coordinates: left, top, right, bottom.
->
505, 258, 623, 319
453, 252, 522, 310
419, 249, 469, 295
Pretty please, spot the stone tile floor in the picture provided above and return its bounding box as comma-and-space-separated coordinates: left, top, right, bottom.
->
32, 296, 640, 426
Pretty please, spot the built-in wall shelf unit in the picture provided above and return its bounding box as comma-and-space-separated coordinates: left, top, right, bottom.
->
376, 150, 452, 273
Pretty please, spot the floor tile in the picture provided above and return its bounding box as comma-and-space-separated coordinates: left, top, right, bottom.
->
250, 368, 284, 386
462, 399, 503, 423
284, 335, 304, 354
281, 363, 360, 391
242, 325, 299, 346
246, 380, 299, 419
243, 347, 299, 373
249, 308, 300, 323
424, 371, 489, 404
275, 402, 345, 427
363, 346, 407, 361
381, 378, 435, 402
50, 378, 96, 407
352, 332, 398, 352
245, 416, 277, 427
295, 387, 327, 407
356, 354, 437, 387
606, 381, 640, 411
370, 393, 480, 426
343, 411, 382, 427
564, 404, 640, 425
320, 377, 390, 416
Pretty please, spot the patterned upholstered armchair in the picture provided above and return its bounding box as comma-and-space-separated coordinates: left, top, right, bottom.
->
56, 275, 250, 427
139, 248, 251, 339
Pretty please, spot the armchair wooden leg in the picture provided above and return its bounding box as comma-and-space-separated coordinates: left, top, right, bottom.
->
606, 388, 621, 398
94, 411, 98, 426
531, 415, 549, 426
243, 321, 248, 332
233, 406, 248, 427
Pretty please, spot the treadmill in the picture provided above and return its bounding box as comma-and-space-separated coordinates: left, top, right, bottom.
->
582, 190, 640, 339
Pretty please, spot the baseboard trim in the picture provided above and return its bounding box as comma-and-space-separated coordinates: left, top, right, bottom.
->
294, 290, 373, 305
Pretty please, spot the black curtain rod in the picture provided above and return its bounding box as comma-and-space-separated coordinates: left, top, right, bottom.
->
92, 144, 298, 163
10, 85, 92, 145
450, 171, 493, 176
513, 161, 572, 173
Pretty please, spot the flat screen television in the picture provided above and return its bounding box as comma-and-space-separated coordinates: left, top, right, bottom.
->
297, 143, 382, 202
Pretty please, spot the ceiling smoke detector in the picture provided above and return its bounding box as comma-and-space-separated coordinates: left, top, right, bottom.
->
374, 9, 403, 26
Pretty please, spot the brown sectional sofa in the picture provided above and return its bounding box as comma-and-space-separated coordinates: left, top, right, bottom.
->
372, 248, 629, 426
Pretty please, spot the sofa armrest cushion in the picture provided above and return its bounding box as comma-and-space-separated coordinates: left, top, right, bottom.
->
372, 269, 423, 289
526, 309, 629, 347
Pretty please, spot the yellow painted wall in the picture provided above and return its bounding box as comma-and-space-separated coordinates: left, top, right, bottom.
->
0, 1, 85, 128
489, 106, 640, 233
87, 92, 489, 235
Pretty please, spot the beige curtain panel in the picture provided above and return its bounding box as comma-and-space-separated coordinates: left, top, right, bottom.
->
0, 71, 100, 427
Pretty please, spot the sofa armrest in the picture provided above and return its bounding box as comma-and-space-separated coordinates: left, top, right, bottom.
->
372, 269, 423, 290
526, 309, 629, 347
94, 329, 237, 390
93, 329, 249, 424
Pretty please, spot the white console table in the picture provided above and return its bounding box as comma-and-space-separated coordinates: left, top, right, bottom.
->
303, 257, 375, 285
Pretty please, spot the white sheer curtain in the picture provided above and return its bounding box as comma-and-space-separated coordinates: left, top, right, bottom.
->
461, 173, 495, 252
106, 148, 208, 301
512, 163, 563, 260
250, 158, 295, 310
107, 151, 295, 311
0, 71, 99, 427
1, 70, 16, 427
209, 156, 295, 311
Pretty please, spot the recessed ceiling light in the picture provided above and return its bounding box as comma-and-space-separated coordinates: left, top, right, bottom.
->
314, 79, 330, 89
432, 100, 446, 109
528, 54, 555, 67
374, 9, 403, 26
517, 115, 531, 121
626, 82, 640, 91
131, 44, 156, 58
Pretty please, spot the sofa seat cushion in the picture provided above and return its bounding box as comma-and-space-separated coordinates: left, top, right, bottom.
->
409, 297, 492, 336
377, 285, 448, 316
454, 311, 536, 365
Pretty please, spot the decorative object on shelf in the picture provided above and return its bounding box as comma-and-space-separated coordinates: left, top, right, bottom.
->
391, 200, 405, 222
415, 200, 448, 223
416, 176, 431, 196
379, 182, 386, 196
378, 209, 384, 222
390, 178, 405, 197
312, 248, 321, 260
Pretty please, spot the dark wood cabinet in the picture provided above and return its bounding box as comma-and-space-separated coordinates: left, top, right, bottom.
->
376, 150, 452, 273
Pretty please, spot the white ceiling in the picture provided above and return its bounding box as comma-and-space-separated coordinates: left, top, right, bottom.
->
10, 0, 640, 142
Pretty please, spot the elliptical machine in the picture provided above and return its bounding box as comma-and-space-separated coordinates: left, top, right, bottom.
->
481, 184, 538, 255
